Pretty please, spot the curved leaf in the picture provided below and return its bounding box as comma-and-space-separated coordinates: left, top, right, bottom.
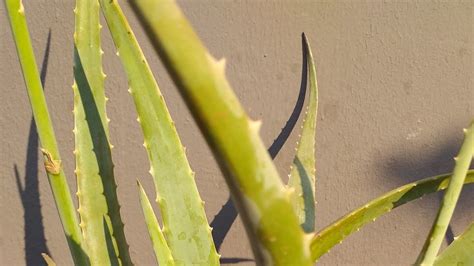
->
288, 33, 319, 233
311, 170, 474, 262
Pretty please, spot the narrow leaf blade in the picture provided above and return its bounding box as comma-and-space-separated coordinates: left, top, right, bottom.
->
310, 170, 474, 262
41, 253, 57, 266
288, 33, 319, 233
137, 181, 175, 266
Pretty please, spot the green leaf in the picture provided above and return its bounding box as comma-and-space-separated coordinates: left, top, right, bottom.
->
5, 0, 88, 264
137, 181, 175, 266
99, 0, 219, 264
41, 253, 57, 266
73, 0, 131, 264
416, 121, 474, 265
434, 222, 474, 265
130, 0, 312, 265
310, 170, 474, 262
288, 33, 319, 233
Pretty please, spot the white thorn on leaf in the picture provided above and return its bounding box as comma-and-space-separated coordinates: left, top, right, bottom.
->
216, 57, 227, 73
18, 2, 25, 13
250, 119, 262, 132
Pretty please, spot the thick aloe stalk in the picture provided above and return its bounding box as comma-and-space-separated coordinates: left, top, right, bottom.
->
288, 33, 319, 233
5, 0, 87, 264
310, 170, 474, 262
130, 1, 311, 265
416, 121, 474, 265
99, 1, 219, 264
137, 181, 175, 265
434, 222, 474, 265
73, 0, 131, 264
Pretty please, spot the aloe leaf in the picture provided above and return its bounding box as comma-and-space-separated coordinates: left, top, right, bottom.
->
287, 33, 319, 233
130, 1, 311, 265
416, 121, 474, 265
310, 170, 474, 262
5, 0, 88, 264
99, 1, 219, 264
73, 0, 132, 264
41, 253, 57, 266
137, 181, 175, 266
434, 222, 474, 265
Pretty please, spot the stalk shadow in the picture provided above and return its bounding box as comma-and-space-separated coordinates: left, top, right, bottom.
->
211, 33, 310, 260
14, 29, 51, 266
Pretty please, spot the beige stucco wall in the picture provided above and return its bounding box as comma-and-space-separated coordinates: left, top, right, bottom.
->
1, 1, 473, 265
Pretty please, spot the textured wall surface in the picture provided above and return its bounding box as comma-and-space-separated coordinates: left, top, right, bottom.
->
1, 1, 473, 265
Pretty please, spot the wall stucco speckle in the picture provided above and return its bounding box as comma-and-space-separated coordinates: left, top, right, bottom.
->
1, 1, 473, 265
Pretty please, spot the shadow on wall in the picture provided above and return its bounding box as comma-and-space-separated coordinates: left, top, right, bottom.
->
14, 30, 52, 266
382, 136, 474, 245
15, 30, 473, 265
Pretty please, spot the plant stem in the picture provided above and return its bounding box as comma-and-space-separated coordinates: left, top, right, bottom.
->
5, 0, 87, 264
416, 121, 474, 265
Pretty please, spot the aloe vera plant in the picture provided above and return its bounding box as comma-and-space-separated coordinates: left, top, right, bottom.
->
5, 0, 474, 265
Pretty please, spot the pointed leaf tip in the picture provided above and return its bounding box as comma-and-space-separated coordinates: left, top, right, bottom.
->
41, 253, 57, 266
